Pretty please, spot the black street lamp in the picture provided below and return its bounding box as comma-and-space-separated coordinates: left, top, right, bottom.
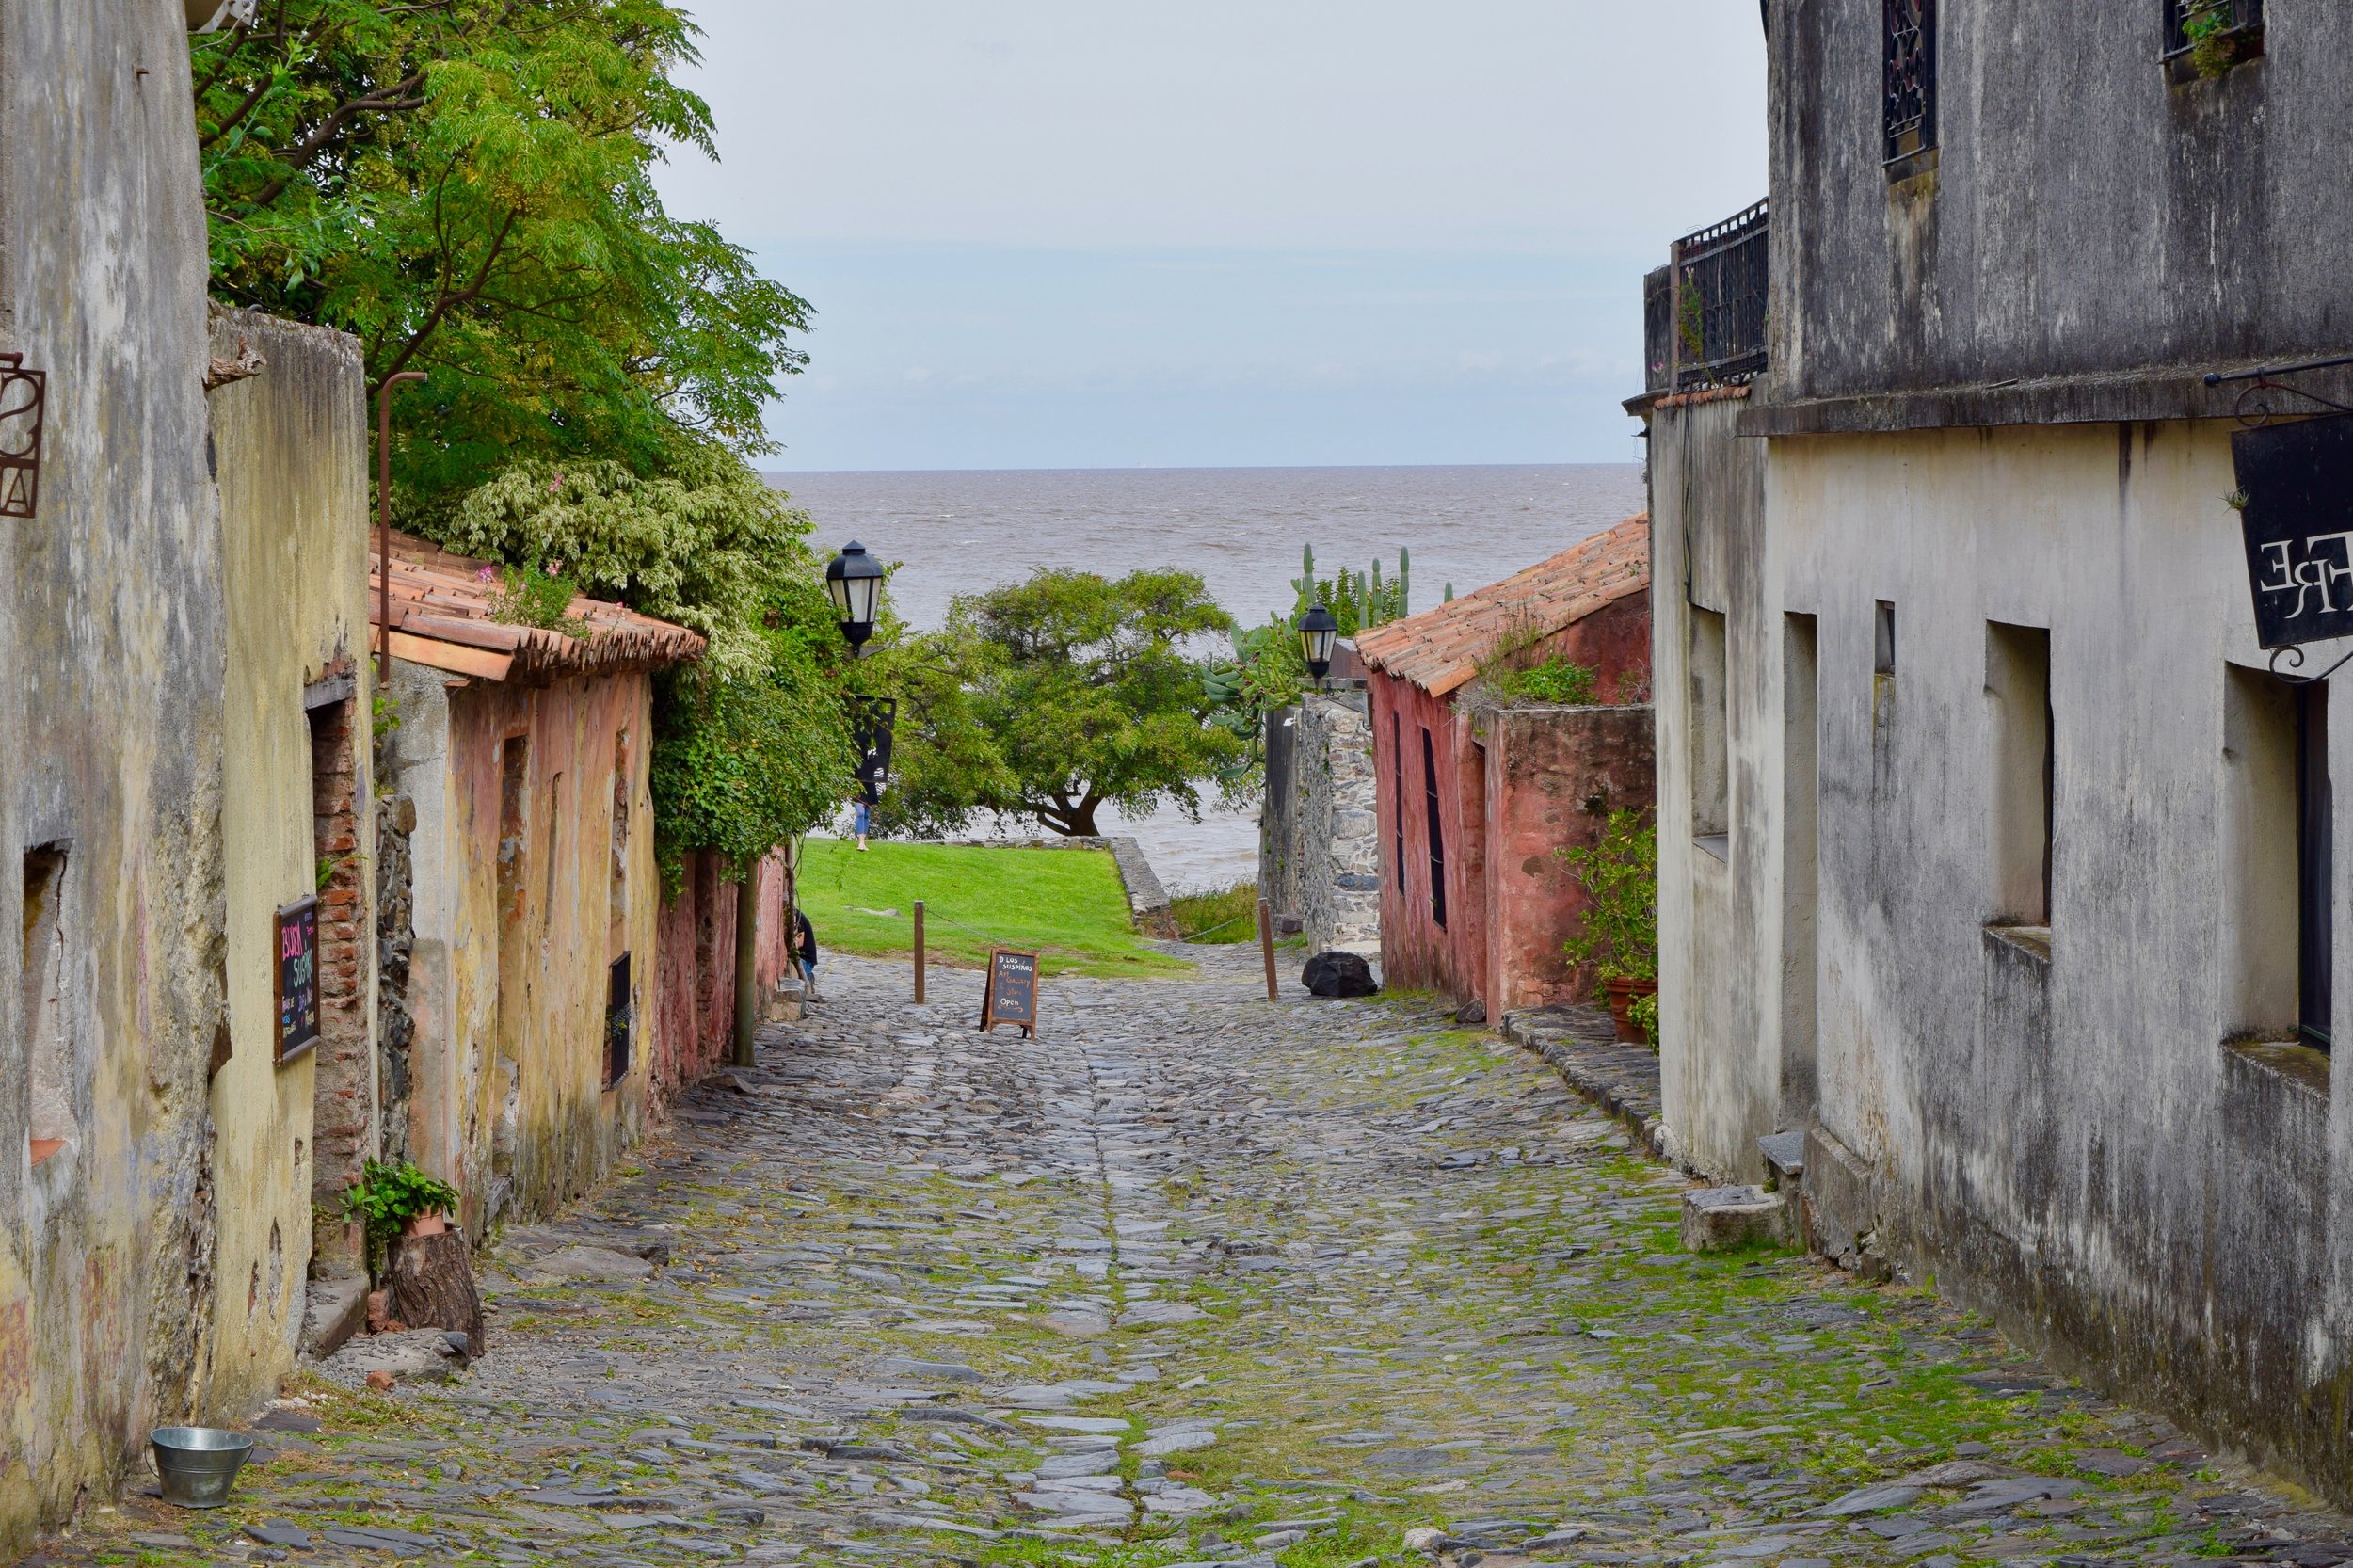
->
1298, 603, 1339, 680
824, 540, 885, 655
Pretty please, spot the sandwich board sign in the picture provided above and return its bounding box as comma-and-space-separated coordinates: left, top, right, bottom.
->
979, 950, 1039, 1038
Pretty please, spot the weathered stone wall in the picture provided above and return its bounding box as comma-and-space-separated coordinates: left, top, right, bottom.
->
1651, 398, 2353, 1504
376, 794, 417, 1167
1763, 0, 2353, 422
0, 0, 232, 1545
1297, 693, 1381, 957
382, 665, 671, 1236
1477, 704, 1657, 1022
207, 305, 375, 1414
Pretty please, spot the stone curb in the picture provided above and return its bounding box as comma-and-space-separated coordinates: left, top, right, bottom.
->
1498, 1006, 1681, 1167
1104, 835, 1176, 937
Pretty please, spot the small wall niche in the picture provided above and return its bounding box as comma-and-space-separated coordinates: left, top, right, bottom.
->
1689, 606, 1730, 840
21, 844, 74, 1165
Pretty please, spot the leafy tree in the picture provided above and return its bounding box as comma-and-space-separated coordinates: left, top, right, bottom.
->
875, 569, 1244, 840
191, 0, 808, 502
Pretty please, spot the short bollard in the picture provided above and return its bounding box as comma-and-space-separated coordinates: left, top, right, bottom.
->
913, 900, 927, 1003
1258, 897, 1278, 1002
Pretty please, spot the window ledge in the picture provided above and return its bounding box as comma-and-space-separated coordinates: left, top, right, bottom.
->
1985, 923, 2052, 964
1694, 834, 1730, 863
2221, 1035, 2329, 1099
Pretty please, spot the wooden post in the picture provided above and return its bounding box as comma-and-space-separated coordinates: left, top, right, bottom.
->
913, 900, 927, 1003
1258, 898, 1279, 1002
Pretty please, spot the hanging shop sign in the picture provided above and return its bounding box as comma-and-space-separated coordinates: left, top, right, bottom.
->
274, 895, 322, 1064
2235, 413, 2353, 651
0, 354, 47, 520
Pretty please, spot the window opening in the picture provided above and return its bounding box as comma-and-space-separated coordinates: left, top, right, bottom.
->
2299, 683, 2332, 1048
21, 845, 72, 1164
1689, 607, 1730, 841
610, 732, 631, 931
1392, 713, 1406, 891
1986, 624, 2055, 929
2164, 0, 2264, 69
604, 952, 632, 1088
1421, 728, 1448, 931
1874, 601, 1897, 675
1781, 615, 1821, 1123
1884, 0, 1937, 166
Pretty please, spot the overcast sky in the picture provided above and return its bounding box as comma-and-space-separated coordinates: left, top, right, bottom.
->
653, 3, 1768, 472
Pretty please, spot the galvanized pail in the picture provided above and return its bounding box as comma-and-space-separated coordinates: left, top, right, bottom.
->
150, 1427, 255, 1508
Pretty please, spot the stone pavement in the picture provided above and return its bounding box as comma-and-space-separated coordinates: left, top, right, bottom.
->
32, 951, 2353, 1568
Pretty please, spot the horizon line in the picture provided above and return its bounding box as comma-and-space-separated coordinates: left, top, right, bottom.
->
760, 458, 1642, 477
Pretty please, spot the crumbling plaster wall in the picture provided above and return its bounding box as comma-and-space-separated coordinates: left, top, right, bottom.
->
207, 308, 372, 1415
0, 0, 229, 1547
1662, 406, 2353, 1501
382, 666, 661, 1236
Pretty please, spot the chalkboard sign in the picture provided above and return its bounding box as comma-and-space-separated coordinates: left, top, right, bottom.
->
274, 895, 321, 1064
2235, 414, 2353, 649
979, 950, 1039, 1038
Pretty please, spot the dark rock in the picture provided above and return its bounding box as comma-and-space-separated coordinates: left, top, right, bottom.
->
1302, 952, 1378, 999
1455, 998, 1487, 1025
253, 1410, 323, 1435
2273, 1545, 2353, 1568
245, 1522, 315, 1549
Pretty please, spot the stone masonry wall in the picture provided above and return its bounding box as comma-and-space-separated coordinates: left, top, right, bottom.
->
1299, 692, 1381, 956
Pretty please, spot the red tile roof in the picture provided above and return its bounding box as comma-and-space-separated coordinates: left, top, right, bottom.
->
369, 531, 706, 684
1355, 514, 1649, 697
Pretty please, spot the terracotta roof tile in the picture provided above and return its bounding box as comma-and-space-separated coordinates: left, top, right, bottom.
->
369, 531, 706, 684
1355, 514, 1649, 697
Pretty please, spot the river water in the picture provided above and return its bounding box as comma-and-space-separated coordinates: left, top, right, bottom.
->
775, 463, 1647, 891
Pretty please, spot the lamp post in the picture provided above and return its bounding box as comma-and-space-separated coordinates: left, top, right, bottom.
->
824, 540, 885, 656
1298, 603, 1339, 681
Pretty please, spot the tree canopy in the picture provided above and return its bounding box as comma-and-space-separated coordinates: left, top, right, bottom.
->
192, 0, 808, 503
872, 569, 1245, 840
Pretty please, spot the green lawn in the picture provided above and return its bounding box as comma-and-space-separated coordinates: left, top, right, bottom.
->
796, 839, 1193, 980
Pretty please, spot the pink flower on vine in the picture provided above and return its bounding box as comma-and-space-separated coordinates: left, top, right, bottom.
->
549, 474, 565, 493
476, 566, 496, 584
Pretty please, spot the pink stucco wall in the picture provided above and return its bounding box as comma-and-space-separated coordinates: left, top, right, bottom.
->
652, 850, 790, 1095
1371, 593, 1655, 1014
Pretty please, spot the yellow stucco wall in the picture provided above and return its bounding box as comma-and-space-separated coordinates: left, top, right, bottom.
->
206, 308, 372, 1413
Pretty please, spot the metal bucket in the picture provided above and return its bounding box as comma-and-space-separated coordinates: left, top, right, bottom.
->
150, 1427, 255, 1508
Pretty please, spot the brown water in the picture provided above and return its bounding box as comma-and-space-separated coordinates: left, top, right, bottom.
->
772, 463, 1648, 889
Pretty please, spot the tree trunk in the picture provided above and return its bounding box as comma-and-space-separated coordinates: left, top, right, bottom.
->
389, 1231, 486, 1353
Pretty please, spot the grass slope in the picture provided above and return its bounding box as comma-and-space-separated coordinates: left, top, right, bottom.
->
797, 839, 1193, 980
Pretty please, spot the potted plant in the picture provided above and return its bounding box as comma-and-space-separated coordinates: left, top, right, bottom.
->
341, 1159, 462, 1279
1560, 808, 1658, 1043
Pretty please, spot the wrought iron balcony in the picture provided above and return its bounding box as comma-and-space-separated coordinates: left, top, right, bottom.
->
1644, 200, 1769, 396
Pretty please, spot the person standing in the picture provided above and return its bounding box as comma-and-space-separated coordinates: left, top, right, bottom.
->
794, 907, 821, 1001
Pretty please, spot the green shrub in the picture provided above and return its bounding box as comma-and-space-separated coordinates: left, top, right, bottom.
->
341, 1159, 461, 1254
1560, 808, 1658, 997
1629, 990, 1660, 1049
1504, 655, 1599, 706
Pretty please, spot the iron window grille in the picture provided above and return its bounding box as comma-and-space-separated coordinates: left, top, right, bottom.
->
1883, 0, 1936, 166
604, 952, 632, 1088
2164, 0, 2263, 66
1645, 203, 1769, 395
1421, 728, 1448, 931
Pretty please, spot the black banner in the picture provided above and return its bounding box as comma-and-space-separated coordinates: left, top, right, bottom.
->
2235, 414, 2353, 650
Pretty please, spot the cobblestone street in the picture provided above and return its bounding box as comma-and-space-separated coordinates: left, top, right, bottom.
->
41, 954, 2353, 1568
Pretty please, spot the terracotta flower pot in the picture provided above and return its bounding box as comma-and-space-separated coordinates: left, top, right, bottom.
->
1604, 976, 1659, 1043
401, 1210, 448, 1240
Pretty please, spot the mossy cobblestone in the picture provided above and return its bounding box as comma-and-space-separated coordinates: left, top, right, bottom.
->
27, 950, 2353, 1568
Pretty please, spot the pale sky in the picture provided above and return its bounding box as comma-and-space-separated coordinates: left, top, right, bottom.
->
653, 2, 1769, 471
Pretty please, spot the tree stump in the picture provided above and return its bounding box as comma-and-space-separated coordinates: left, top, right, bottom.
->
388, 1231, 485, 1354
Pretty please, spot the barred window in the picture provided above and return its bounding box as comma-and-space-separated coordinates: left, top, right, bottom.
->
1883, 0, 1936, 166
2165, 0, 2264, 70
